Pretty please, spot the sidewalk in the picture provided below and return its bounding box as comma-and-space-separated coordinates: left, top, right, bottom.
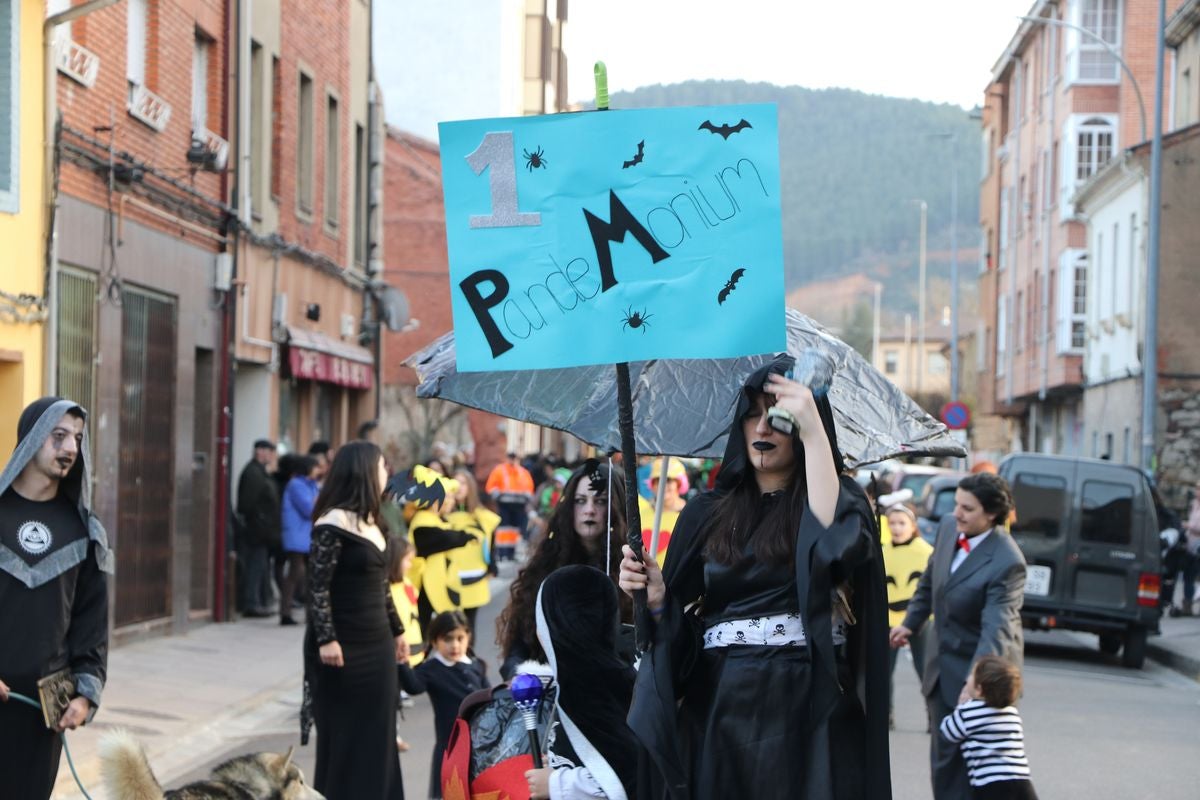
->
1149, 612, 1200, 682
51, 616, 306, 800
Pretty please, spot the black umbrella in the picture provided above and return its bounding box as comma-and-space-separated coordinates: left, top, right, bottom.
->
402, 307, 965, 469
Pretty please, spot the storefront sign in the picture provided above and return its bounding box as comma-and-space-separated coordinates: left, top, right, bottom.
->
288, 346, 373, 389
439, 103, 785, 372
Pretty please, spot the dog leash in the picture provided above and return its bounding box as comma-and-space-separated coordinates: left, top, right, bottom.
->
8, 691, 95, 800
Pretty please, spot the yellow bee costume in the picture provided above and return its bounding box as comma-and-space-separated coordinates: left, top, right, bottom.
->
882, 534, 934, 627
401, 466, 474, 617
389, 578, 425, 665
446, 506, 500, 611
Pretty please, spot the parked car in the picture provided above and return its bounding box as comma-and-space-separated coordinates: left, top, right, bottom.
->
916, 473, 967, 543
998, 453, 1162, 668
886, 463, 957, 499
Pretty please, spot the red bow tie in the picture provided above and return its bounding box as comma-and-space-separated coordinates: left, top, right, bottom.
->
957, 533, 972, 553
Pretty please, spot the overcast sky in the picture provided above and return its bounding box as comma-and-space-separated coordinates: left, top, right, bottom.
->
566, 0, 1035, 109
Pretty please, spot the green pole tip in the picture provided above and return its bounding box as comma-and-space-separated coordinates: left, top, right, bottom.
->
593, 61, 609, 110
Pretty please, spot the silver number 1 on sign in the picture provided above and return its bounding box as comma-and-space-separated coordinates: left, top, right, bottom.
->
465, 131, 542, 229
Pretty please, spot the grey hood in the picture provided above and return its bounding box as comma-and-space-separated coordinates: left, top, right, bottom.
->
0, 397, 114, 588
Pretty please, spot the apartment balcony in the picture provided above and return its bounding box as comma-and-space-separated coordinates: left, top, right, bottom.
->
56, 39, 99, 88
128, 83, 171, 132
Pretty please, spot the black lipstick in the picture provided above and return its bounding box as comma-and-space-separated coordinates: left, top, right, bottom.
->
751, 442, 775, 452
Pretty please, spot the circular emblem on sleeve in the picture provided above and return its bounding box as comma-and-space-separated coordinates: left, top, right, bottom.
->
17, 520, 54, 555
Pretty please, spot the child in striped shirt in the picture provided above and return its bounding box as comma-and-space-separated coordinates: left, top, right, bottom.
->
940, 655, 1039, 799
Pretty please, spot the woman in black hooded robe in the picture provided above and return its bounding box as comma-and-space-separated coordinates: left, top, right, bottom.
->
620, 355, 892, 800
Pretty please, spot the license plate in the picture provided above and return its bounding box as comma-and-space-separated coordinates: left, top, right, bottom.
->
1025, 565, 1052, 597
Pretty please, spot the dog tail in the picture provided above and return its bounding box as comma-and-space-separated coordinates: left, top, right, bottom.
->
99, 729, 166, 800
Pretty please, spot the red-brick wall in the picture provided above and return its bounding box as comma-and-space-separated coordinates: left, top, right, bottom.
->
58, 0, 228, 247
275, 0, 352, 262
381, 128, 455, 385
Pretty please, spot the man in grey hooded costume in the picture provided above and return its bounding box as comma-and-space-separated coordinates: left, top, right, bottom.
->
0, 397, 113, 799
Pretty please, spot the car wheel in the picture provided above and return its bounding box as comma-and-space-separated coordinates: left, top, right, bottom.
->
1098, 633, 1122, 655
1121, 626, 1147, 669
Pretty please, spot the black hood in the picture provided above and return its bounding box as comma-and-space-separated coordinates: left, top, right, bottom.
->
13, 396, 88, 507
715, 354, 845, 494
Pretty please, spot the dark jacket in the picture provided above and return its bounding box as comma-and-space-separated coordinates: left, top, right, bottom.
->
237, 459, 281, 547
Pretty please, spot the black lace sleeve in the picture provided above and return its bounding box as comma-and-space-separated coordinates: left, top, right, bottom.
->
309, 525, 343, 645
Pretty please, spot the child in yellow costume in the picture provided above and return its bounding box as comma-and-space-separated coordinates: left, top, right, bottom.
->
637, 457, 688, 566
388, 538, 425, 667
402, 465, 475, 631
882, 502, 934, 729
445, 469, 500, 629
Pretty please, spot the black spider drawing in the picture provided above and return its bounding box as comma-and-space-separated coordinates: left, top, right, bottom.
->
621, 306, 653, 333
523, 146, 547, 171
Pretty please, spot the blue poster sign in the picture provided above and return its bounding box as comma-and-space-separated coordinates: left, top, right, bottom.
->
438, 103, 785, 372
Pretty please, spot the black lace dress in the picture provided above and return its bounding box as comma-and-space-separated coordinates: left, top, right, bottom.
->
303, 523, 405, 800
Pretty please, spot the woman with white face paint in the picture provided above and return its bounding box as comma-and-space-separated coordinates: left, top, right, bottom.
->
495, 461, 632, 680
618, 356, 892, 800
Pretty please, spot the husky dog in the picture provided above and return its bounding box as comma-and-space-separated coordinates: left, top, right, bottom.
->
99, 729, 324, 800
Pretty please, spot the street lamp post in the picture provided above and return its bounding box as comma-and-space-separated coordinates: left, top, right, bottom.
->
1142, 0, 1166, 473
917, 200, 927, 398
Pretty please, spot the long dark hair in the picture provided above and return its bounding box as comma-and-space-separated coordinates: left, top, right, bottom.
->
705, 389, 810, 566
312, 440, 386, 531
497, 462, 629, 663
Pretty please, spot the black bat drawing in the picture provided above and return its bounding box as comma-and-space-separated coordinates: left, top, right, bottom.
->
622, 140, 645, 169
699, 119, 752, 139
718, 268, 746, 304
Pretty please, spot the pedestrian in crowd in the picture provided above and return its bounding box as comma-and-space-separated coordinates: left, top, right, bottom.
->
236, 439, 280, 618
0, 397, 112, 800
358, 419, 381, 444
637, 456, 688, 566
530, 466, 569, 543
308, 441, 333, 483
485, 452, 535, 546
496, 460, 631, 680
620, 357, 892, 799
446, 469, 500, 629
891, 472, 1026, 800
301, 441, 407, 800
523, 565, 638, 800
280, 455, 320, 626
397, 610, 490, 800
1178, 480, 1200, 615
882, 501, 934, 730
939, 655, 1038, 800
425, 457, 452, 477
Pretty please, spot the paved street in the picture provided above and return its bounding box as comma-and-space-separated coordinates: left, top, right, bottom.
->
889, 630, 1200, 800
51, 571, 1200, 799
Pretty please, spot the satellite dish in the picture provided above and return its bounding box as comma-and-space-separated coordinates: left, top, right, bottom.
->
379, 286, 410, 332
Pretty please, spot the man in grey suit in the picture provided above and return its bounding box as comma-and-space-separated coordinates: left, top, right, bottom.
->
890, 472, 1027, 799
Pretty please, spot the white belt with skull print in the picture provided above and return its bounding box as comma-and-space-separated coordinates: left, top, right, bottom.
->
702, 612, 847, 649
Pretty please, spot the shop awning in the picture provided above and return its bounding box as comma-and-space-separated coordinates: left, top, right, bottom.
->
286, 325, 374, 390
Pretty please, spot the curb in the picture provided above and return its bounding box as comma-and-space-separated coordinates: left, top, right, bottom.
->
1147, 641, 1200, 683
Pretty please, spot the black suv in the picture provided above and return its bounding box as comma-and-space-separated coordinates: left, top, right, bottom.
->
999, 453, 1162, 668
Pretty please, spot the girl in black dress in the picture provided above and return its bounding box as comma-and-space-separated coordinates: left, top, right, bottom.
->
302, 441, 408, 800
619, 356, 892, 800
399, 610, 490, 799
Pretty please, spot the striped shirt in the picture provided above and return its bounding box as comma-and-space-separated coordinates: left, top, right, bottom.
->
939, 698, 1032, 787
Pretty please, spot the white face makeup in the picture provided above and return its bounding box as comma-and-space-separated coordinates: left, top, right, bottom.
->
573, 478, 608, 541
742, 393, 796, 479
36, 414, 84, 481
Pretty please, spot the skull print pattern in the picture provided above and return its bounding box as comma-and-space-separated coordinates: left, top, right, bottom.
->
702, 612, 847, 649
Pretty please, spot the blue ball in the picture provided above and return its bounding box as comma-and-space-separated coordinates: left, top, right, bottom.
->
510, 673, 543, 704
